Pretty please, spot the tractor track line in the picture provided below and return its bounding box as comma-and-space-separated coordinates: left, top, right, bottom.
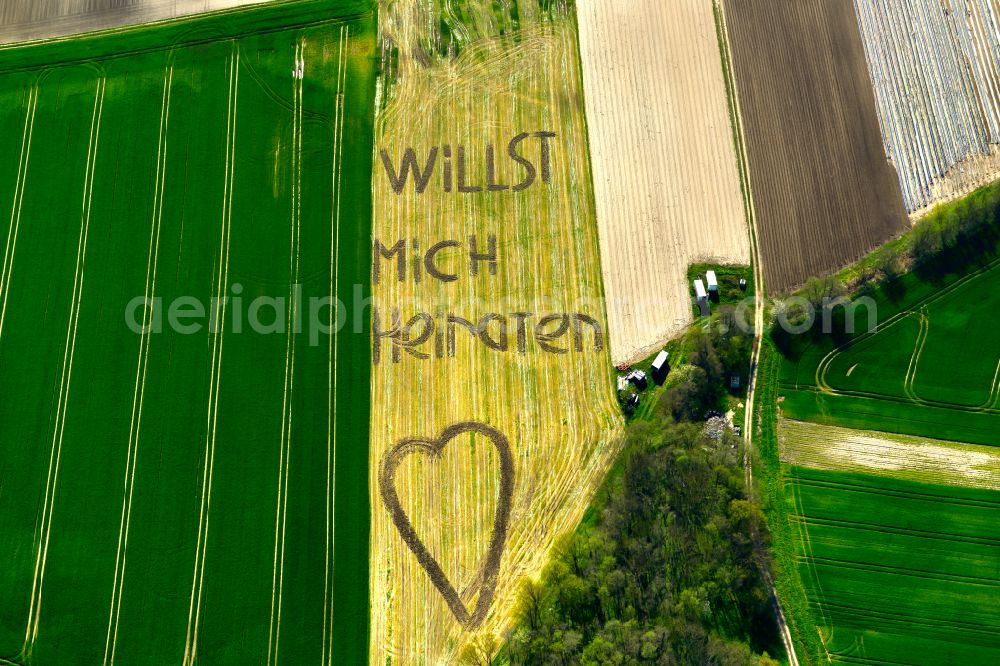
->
0, 80, 38, 340
25, 75, 106, 647
104, 64, 172, 666
323, 25, 347, 666
268, 38, 304, 666
182, 44, 238, 666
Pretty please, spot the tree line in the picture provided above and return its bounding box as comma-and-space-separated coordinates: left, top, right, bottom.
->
474, 325, 781, 665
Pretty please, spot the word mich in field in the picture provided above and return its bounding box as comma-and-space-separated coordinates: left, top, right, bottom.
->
374, 235, 497, 285
379, 131, 558, 194
373, 309, 604, 364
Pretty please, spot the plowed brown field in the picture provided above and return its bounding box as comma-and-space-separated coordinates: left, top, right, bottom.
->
722, 0, 908, 293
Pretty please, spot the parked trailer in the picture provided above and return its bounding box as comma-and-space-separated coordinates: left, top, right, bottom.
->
652, 350, 669, 373
694, 279, 708, 302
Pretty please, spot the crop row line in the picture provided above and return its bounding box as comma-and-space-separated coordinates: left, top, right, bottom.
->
806, 555, 1000, 587
787, 472, 1000, 509
816, 599, 1000, 638
789, 514, 1000, 548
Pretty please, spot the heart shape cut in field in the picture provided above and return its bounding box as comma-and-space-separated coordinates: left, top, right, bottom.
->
378, 421, 515, 630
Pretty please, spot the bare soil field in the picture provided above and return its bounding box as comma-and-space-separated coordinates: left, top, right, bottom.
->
722, 0, 908, 293
577, 0, 750, 366
0, 0, 266, 43
780, 419, 1000, 491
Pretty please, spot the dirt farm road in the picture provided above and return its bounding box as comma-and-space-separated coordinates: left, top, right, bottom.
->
716, 2, 801, 664
738, 159, 801, 666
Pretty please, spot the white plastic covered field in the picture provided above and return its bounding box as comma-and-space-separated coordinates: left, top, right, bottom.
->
854, 0, 1000, 213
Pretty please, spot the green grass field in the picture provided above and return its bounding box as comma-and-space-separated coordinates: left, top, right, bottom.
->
776, 251, 1000, 447
0, 1, 375, 664
741, 95, 1000, 666
687, 262, 754, 308
786, 466, 1000, 665
758, 334, 1000, 663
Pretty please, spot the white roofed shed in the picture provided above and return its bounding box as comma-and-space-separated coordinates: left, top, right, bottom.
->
694, 279, 707, 302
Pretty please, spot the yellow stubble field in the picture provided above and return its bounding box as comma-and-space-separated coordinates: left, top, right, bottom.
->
370, 2, 624, 663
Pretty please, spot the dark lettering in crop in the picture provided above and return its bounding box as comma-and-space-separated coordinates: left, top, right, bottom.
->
572, 314, 604, 352
511, 312, 532, 353
508, 132, 535, 192
534, 131, 556, 183
477, 314, 508, 352
535, 314, 569, 354
379, 132, 557, 194
372, 307, 400, 365
411, 239, 421, 283
371, 309, 605, 364
456, 146, 481, 193
468, 235, 497, 276
447, 315, 479, 357
373, 236, 498, 284
380, 147, 437, 194
446, 314, 509, 355
442, 145, 452, 192
399, 313, 433, 361
425, 240, 461, 282
373, 239, 406, 286
485, 144, 508, 192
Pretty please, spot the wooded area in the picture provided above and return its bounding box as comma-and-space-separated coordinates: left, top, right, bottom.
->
494, 321, 781, 665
